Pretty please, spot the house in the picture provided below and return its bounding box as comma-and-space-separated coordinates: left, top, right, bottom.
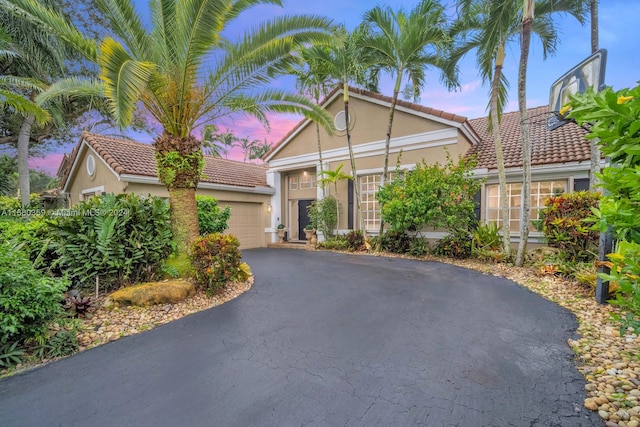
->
60, 87, 594, 248
59, 132, 273, 249
265, 87, 593, 243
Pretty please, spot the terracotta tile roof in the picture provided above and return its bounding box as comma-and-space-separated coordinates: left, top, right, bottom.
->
264, 85, 472, 160
61, 132, 268, 189
466, 106, 590, 170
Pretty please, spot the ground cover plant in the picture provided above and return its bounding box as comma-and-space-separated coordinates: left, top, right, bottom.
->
191, 233, 248, 295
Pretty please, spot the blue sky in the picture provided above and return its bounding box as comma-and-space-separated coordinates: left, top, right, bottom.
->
29, 0, 640, 174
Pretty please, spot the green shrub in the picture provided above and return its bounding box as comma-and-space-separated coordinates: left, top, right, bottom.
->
49, 194, 173, 291
196, 196, 231, 235
471, 222, 505, 262
345, 230, 365, 252
308, 196, 338, 239
601, 241, 640, 334
0, 219, 58, 273
537, 191, 600, 262
0, 242, 68, 346
434, 229, 473, 259
408, 237, 430, 257
0, 341, 24, 369
31, 320, 79, 359
377, 155, 482, 236
319, 236, 349, 251
191, 233, 243, 294
0, 194, 42, 212
380, 230, 412, 254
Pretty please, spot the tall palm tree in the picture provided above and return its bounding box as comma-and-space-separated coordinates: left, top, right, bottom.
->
361, 0, 458, 241
249, 139, 271, 162
306, 26, 376, 236
514, 0, 588, 266
4, 0, 335, 254
291, 45, 335, 189
452, 0, 586, 260
589, 0, 600, 188
319, 162, 351, 228
236, 137, 261, 163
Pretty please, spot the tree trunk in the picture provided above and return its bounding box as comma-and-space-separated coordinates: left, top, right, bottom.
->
490, 44, 510, 257
589, 0, 600, 188
377, 75, 401, 242
167, 187, 200, 255
343, 82, 366, 239
17, 114, 35, 207
316, 122, 324, 194
515, 0, 534, 267
153, 132, 203, 255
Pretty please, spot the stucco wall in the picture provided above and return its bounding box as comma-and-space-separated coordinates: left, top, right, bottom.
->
66, 146, 123, 206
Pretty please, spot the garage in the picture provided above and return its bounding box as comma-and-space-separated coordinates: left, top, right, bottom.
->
222, 201, 264, 249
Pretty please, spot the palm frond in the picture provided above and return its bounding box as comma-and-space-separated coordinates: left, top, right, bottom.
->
0, 89, 50, 123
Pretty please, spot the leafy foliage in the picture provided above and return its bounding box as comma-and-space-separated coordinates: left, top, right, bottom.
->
0, 341, 25, 369
64, 290, 93, 318
196, 196, 231, 235
0, 241, 67, 346
308, 196, 338, 239
472, 222, 504, 262
569, 84, 640, 331
434, 229, 473, 259
536, 191, 600, 262
344, 230, 365, 252
48, 194, 173, 291
0, 218, 59, 274
380, 230, 412, 254
377, 155, 481, 235
191, 233, 243, 295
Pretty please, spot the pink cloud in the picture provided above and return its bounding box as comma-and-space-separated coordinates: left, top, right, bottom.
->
29, 153, 65, 177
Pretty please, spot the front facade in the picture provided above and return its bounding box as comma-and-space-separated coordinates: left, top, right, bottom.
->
265, 88, 595, 243
60, 133, 274, 249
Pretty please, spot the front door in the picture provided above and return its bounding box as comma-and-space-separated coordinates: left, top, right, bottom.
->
298, 199, 314, 240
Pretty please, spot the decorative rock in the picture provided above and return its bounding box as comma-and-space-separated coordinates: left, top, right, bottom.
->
619, 410, 631, 421
106, 280, 196, 307
600, 410, 611, 420
606, 422, 620, 427
628, 421, 639, 427
585, 398, 599, 411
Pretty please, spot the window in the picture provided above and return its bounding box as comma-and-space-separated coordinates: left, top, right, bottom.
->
289, 176, 298, 190
486, 180, 566, 232
360, 174, 381, 232
299, 173, 316, 189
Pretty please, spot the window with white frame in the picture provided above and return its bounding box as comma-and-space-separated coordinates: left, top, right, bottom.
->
299, 173, 316, 189
486, 180, 567, 232
360, 174, 381, 232
289, 176, 298, 190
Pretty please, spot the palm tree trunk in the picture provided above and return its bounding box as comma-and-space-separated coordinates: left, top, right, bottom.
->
490, 44, 510, 257
589, 0, 600, 188
377, 75, 401, 242
343, 82, 365, 238
316, 122, 324, 193
516, 0, 534, 267
17, 114, 34, 207
167, 187, 200, 255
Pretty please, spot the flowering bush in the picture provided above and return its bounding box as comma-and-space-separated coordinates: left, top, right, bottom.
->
537, 191, 600, 262
191, 233, 242, 294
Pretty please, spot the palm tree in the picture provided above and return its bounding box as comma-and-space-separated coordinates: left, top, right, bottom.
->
305, 27, 376, 237
4, 0, 335, 254
514, 0, 588, 266
589, 0, 600, 188
291, 45, 336, 188
249, 139, 271, 162
452, 0, 586, 260
319, 162, 351, 229
361, 0, 458, 241
236, 137, 261, 163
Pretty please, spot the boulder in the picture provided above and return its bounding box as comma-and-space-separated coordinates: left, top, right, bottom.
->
105, 280, 196, 307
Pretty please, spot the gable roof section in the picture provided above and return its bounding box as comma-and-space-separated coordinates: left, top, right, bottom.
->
61, 132, 268, 191
467, 106, 590, 170
263, 86, 480, 161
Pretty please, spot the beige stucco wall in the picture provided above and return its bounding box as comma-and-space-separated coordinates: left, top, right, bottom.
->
66, 146, 123, 206
272, 94, 457, 160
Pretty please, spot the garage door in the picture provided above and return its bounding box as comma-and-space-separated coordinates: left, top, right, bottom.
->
223, 202, 263, 249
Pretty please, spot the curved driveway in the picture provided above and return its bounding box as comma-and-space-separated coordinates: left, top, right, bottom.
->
0, 249, 598, 426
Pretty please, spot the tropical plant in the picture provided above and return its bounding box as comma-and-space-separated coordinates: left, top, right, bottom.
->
304, 26, 376, 236
588, 0, 600, 188
452, 0, 588, 258
360, 0, 458, 240
536, 191, 599, 262
377, 155, 481, 235
236, 137, 261, 163
435, 229, 473, 259
249, 139, 272, 162
48, 193, 173, 291
3, 0, 335, 254
319, 163, 351, 228
196, 196, 231, 236
191, 233, 243, 295
0, 241, 67, 347
307, 196, 338, 239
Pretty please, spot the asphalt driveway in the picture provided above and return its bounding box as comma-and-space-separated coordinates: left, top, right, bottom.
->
0, 249, 599, 426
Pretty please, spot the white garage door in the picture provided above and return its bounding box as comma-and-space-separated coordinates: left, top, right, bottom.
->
223, 202, 263, 249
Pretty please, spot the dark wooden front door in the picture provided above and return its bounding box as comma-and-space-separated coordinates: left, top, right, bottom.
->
298, 199, 314, 240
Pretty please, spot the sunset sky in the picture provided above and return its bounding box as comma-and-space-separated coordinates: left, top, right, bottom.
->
24, 0, 640, 176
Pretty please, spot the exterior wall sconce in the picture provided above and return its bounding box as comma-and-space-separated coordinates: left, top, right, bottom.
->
303, 170, 308, 176
267, 203, 272, 213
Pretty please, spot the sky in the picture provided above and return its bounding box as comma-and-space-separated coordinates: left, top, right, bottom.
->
25, 0, 640, 176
